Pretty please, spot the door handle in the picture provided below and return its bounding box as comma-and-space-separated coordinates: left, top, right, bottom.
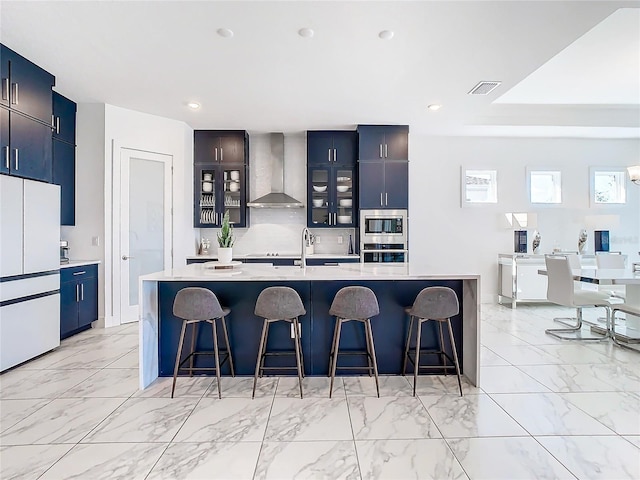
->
333, 148, 337, 162
80, 283, 84, 301
122, 255, 135, 260
328, 149, 331, 163
1, 78, 7, 101
76, 284, 80, 302
13, 148, 18, 170
220, 148, 223, 162
214, 147, 218, 162
72, 271, 86, 276
380, 193, 383, 206
384, 144, 388, 158
11, 83, 18, 104
385, 192, 388, 206
56, 116, 60, 135
4, 146, 8, 169
379, 144, 383, 158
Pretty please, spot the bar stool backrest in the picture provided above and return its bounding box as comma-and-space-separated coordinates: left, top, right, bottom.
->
173, 287, 224, 320
329, 286, 379, 319
255, 286, 306, 319
408, 286, 459, 319
545, 255, 575, 307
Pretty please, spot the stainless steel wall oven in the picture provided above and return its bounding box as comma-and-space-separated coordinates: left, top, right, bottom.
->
359, 209, 408, 263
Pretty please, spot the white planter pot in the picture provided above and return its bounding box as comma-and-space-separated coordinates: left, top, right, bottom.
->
218, 247, 233, 264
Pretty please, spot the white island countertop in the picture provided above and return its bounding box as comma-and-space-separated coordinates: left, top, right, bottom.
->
60, 260, 101, 269
141, 262, 481, 282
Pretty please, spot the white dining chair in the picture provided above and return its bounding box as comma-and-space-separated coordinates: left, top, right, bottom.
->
544, 255, 611, 341
552, 253, 594, 327
596, 253, 626, 300
610, 302, 640, 352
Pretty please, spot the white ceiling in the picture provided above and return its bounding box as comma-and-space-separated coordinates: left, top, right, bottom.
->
1, 1, 639, 138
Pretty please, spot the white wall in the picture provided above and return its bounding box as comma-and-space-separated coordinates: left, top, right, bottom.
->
409, 135, 640, 303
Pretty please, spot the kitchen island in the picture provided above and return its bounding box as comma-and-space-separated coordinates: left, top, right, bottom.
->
138, 263, 481, 389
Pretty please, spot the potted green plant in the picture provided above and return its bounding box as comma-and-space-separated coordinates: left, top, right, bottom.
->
217, 210, 234, 263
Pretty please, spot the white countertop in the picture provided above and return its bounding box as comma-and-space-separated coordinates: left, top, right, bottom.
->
141, 262, 480, 282
60, 260, 101, 269
186, 253, 360, 260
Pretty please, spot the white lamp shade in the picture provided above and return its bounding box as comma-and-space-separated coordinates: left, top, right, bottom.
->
628, 165, 640, 184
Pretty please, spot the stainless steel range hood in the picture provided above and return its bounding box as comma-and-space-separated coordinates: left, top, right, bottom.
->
247, 133, 304, 208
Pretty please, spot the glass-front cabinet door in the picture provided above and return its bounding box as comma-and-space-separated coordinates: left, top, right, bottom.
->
195, 166, 218, 227
307, 166, 356, 228
222, 166, 246, 226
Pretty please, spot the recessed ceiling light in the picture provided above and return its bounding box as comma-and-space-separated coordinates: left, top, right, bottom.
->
217, 28, 234, 38
187, 102, 200, 110
427, 104, 442, 111
378, 30, 394, 40
298, 27, 314, 38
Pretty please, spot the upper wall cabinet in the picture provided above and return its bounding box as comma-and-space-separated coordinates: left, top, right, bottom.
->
1, 108, 52, 182
307, 131, 357, 165
1, 45, 55, 124
53, 91, 76, 144
52, 92, 77, 225
357, 125, 408, 161
194, 130, 247, 164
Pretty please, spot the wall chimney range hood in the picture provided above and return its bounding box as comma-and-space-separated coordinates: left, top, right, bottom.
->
248, 133, 304, 208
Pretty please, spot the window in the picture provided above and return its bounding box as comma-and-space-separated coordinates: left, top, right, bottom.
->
591, 168, 626, 205
529, 170, 562, 204
462, 169, 497, 205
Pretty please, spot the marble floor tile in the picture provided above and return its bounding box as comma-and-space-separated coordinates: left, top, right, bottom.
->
491, 392, 615, 436
1, 368, 98, 399
15, 346, 80, 370
518, 364, 619, 393
62, 332, 139, 352
1, 397, 125, 445
0, 398, 50, 433
133, 376, 213, 398
587, 363, 640, 392
173, 397, 272, 442
420, 393, 528, 438
0, 444, 73, 480
147, 441, 262, 480
537, 435, 640, 480
412, 375, 481, 396
561, 391, 640, 435
343, 375, 413, 397
207, 375, 277, 398
255, 441, 360, 480
447, 437, 574, 479
356, 439, 467, 480
535, 343, 612, 364
480, 346, 510, 366
348, 396, 440, 440
264, 397, 352, 441
38, 442, 167, 480
487, 344, 562, 365
276, 376, 343, 398
61, 368, 139, 398
481, 331, 530, 348
84, 397, 197, 443
104, 350, 139, 369
583, 342, 640, 370
624, 436, 640, 448
43, 347, 134, 370
479, 366, 551, 394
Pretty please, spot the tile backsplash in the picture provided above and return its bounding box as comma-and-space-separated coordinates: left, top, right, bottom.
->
198, 133, 356, 256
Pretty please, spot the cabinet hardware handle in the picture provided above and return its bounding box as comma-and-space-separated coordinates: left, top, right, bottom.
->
11, 83, 18, 104
4, 146, 8, 169
13, 148, 18, 170
73, 271, 86, 275
333, 148, 337, 162
334, 213, 337, 225
52, 115, 55, 128
380, 193, 383, 206
384, 144, 388, 158
385, 192, 388, 206
220, 148, 223, 162
328, 149, 331, 163
56, 117, 60, 135
214, 147, 218, 162
379, 144, 383, 158
80, 283, 84, 301
76, 284, 80, 302
1, 78, 7, 100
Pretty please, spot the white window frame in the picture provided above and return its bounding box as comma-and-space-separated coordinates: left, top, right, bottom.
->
461, 168, 498, 206
590, 167, 627, 206
527, 168, 562, 205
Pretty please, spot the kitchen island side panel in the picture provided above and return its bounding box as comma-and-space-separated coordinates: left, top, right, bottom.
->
156, 279, 463, 378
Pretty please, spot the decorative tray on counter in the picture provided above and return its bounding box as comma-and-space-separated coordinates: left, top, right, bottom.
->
203, 260, 242, 270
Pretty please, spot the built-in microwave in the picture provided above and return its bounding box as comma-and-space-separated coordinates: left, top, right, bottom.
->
359, 209, 408, 263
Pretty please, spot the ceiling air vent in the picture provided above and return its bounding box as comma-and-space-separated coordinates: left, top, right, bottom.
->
468, 81, 501, 95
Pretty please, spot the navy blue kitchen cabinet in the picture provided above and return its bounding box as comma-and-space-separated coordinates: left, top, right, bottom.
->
7, 110, 52, 182
60, 264, 99, 339
357, 125, 409, 210
52, 92, 77, 225
0, 107, 7, 174
358, 125, 409, 161
52, 92, 76, 144
194, 130, 249, 228
1, 44, 55, 124
307, 130, 357, 165
307, 164, 356, 228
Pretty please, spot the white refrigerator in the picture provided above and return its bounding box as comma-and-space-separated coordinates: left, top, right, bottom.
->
0, 175, 61, 372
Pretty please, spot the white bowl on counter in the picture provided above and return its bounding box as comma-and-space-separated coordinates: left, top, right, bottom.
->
312, 199, 324, 207
336, 185, 349, 193
313, 185, 327, 192
337, 215, 351, 224
339, 199, 352, 207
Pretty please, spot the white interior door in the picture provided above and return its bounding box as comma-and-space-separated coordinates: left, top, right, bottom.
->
119, 148, 172, 324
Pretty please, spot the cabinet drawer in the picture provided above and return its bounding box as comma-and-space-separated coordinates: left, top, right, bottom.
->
61, 264, 98, 283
